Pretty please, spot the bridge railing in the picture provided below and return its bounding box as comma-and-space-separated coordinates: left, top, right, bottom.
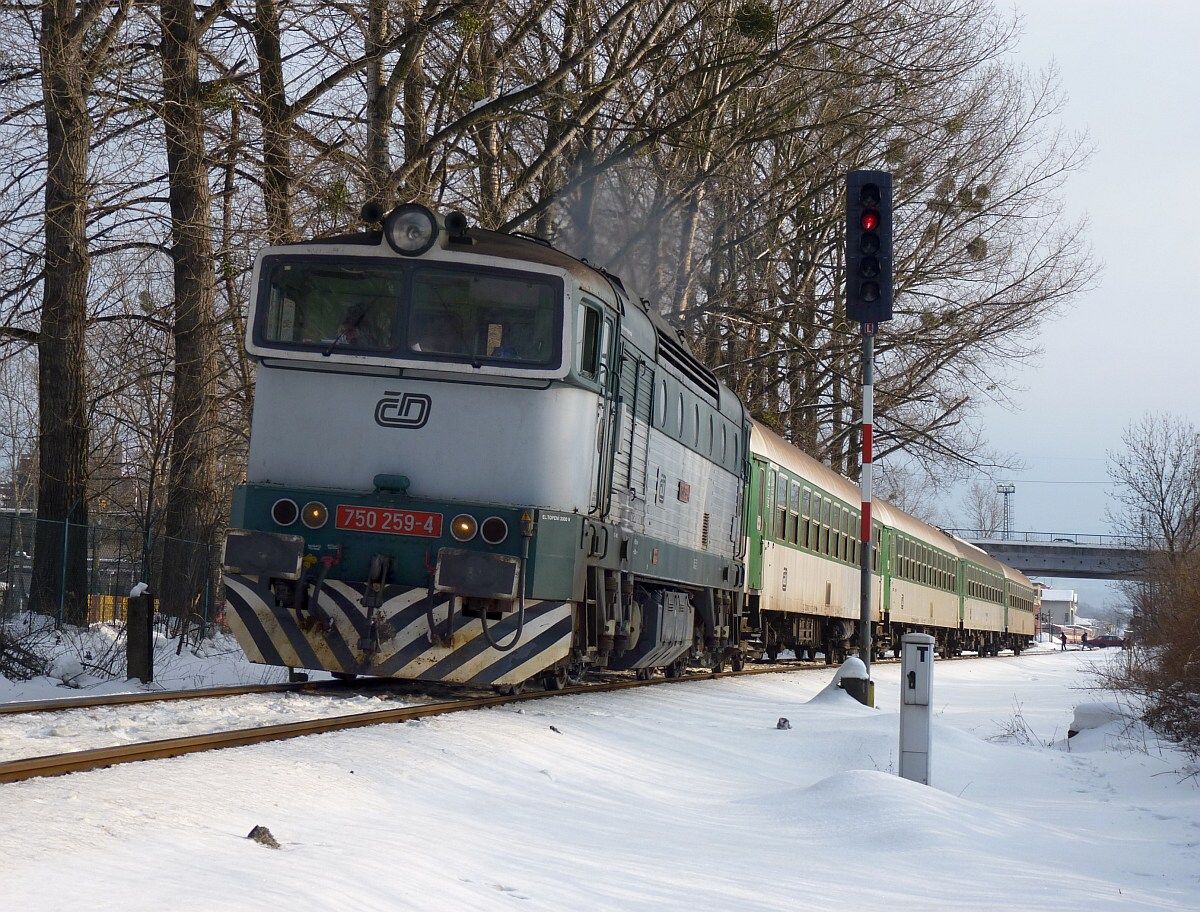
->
942, 529, 1147, 549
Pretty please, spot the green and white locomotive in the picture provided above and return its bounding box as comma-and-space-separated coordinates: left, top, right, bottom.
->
222, 204, 1035, 689
222, 204, 749, 690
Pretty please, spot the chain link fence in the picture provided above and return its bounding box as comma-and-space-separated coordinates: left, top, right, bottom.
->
0, 512, 220, 630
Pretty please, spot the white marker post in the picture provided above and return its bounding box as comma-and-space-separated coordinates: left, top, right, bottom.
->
899, 632, 935, 785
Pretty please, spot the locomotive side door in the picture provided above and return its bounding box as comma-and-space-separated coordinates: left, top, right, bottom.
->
590, 308, 620, 518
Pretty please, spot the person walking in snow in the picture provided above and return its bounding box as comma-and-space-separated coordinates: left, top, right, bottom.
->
1081, 631, 1089, 650
1060, 631, 1067, 651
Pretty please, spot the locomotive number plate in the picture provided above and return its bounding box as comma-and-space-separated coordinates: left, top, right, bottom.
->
335, 505, 443, 537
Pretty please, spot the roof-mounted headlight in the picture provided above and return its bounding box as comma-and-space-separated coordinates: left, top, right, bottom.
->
384, 203, 439, 256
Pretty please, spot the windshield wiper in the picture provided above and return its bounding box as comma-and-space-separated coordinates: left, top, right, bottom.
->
322, 306, 367, 356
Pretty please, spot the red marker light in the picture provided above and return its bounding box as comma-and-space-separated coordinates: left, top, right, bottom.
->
861, 210, 879, 231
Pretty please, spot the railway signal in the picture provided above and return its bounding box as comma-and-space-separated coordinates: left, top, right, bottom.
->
845, 170, 893, 325
844, 169, 895, 705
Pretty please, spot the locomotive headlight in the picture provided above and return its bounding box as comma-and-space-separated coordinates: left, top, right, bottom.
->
450, 514, 477, 542
271, 498, 299, 526
301, 501, 329, 529
384, 203, 439, 256
480, 516, 508, 545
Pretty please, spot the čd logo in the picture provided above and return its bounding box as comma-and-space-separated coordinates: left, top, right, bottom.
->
374, 391, 431, 429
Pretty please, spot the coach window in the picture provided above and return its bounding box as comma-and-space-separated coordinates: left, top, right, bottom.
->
676, 391, 684, 437
766, 469, 776, 531
817, 499, 828, 554
800, 490, 811, 550
775, 474, 788, 540
788, 481, 801, 544
655, 378, 667, 427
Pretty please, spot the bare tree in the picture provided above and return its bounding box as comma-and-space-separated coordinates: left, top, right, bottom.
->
961, 479, 1005, 535
1107, 412, 1200, 563
1103, 412, 1200, 756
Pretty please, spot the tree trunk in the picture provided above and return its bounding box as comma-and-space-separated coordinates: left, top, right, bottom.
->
253, 0, 292, 243
364, 0, 391, 203
159, 0, 220, 620
32, 0, 92, 625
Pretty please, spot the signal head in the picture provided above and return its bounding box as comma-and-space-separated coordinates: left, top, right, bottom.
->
845, 170, 894, 324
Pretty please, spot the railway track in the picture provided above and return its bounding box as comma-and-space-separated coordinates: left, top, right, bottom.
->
0, 650, 1060, 785
0, 678, 358, 717
0, 665, 802, 785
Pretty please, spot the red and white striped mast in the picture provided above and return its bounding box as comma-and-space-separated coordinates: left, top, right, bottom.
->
858, 324, 876, 674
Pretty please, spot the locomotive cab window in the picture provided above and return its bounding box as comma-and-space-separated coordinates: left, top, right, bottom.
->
580, 304, 602, 379
260, 260, 402, 352
408, 266, 561, 366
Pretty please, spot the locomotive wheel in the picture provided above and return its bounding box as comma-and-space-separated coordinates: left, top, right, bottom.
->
635, 667, 653, 681
731, 652, 746, 672
665, 659, 686, 678
565, 657, 587, 686
710, 655, 725, 674
494, 680, 526, 696
765, 645, 779, 662
543, 667, 568, 691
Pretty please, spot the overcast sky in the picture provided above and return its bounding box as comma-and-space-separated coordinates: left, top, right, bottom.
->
963, 1, 1200, 610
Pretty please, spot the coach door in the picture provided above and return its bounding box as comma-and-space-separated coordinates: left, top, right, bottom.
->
748, 459, 766, 591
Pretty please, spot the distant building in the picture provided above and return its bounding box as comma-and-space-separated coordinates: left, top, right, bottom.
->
1041, 589, 1079, 627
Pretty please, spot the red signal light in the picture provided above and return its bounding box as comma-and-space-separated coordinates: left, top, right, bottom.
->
861, 210, 879, 231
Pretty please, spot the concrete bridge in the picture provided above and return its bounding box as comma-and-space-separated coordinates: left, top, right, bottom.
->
943, 530, 1150, 580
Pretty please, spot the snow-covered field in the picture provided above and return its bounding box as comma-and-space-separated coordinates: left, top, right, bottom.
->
1, 650, 1197, 912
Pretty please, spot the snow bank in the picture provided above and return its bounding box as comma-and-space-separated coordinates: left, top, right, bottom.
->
2, 651, 1195, 911
0, 615, 300, 704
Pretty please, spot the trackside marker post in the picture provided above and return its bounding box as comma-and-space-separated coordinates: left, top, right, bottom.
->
899, 632, 935, 784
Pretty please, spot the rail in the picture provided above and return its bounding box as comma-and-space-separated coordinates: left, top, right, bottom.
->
0, 677, 361, 716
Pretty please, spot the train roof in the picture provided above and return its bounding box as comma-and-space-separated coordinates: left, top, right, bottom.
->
944, 533, 1010, 575
749, 421, 1031, 578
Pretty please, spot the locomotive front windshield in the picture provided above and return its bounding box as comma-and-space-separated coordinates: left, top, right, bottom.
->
257, 257, 562, 367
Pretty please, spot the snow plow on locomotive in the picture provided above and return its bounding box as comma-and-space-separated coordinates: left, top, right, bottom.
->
221, 205, 1035, 690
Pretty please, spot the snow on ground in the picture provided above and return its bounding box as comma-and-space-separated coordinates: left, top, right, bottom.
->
1, 650, 1197, 912
0, 689, 428, 763
0, 617, 314, 704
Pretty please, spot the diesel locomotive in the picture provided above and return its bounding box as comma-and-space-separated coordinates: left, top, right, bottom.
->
221, 204, 1035, 690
